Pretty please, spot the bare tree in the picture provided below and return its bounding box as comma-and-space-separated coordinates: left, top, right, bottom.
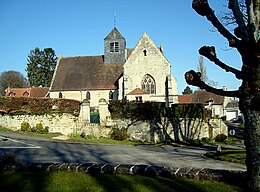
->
185, 0, 260, 191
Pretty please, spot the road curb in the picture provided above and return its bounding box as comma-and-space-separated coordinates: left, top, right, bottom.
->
0, 162, 246, 183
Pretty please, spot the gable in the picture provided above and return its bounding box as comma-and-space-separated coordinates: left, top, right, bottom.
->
50, 56, 123, 91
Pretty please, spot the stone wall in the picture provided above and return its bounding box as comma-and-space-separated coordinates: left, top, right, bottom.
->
0, 113, 79, 135
112, 117, 227, 143
0, 100, 228, 142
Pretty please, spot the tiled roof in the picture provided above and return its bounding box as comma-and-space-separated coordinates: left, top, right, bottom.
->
127, 88, 149, 95
178, 94, 193, 104
50, 56, 123, 91
190, 90, 224, 105
5, 87, 49, 97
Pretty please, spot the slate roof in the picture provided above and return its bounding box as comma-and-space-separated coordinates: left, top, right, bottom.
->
190, 90, 224, 105
127, 88, 148, 95
5, 87, 49, 97
226, 100, 239, 108
104, 27, 125, 40
50, 56, 123, 91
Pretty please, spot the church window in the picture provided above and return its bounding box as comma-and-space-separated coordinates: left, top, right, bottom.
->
143, 50, 147, 56
87, 91, 91, 100
141, 74, 156, 94
110, 42, 119, 52
59, 92, 63, 98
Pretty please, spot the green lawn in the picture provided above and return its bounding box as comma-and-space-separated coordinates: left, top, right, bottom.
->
0, 171, 246, 192
206, 149, 246, 164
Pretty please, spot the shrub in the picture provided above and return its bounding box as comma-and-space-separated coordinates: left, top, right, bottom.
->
201, 137, 212, 144
36, 123, 48, 134
214, 134, 228, 142
110, 127, 129, 141
21, 122, 30, 132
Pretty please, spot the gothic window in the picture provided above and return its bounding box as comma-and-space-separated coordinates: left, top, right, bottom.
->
110, 42, 119, 52
141, 74, 156, 94
23, 92, 29, 97
87, 91, 91, 100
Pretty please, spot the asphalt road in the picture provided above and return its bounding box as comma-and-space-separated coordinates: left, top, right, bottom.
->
0, 132, 246, 171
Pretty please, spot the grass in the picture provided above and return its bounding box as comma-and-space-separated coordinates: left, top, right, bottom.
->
68, 133, 150, 145
206, 149, 246, 164
0, 126, 62, 139
0, 171, 246, 192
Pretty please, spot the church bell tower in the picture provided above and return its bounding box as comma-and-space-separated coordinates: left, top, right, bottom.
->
104, 27, 126, 64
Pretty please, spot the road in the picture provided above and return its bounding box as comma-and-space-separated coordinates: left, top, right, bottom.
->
0, 132, 246, 171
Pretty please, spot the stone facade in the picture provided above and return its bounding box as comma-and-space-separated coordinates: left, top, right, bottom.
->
123, 33, 178, 104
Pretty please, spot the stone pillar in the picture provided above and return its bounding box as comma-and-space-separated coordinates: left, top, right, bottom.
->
80, 99, 90, 126
99, 98, 110, 125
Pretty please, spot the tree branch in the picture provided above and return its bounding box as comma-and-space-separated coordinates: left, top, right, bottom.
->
192, 0, 240, 47
199, 46, 242, 79
185, 70, 241, 97
229, 0, 247, 29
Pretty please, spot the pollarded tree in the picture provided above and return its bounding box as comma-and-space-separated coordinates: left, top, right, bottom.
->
26, 47, 57, 87
0, 70, 27, 96
185, 0, 260, 191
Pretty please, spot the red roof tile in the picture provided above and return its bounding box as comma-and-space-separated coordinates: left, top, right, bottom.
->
127, 88, 148, 95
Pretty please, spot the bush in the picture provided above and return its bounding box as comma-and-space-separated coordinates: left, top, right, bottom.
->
21, 122, 30, 132
36, 123, 48, 134
214, 134, 228, 142
110, 127, 129, 141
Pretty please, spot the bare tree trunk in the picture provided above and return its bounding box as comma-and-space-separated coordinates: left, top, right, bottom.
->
243, 109, 260, 191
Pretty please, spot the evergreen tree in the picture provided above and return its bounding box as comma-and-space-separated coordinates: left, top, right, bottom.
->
26, 47, 57, 87
182, 86, 193, 94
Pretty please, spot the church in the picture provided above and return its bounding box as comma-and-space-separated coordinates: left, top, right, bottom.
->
49, 27, 178, 107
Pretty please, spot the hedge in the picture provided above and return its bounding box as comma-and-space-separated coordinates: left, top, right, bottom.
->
0, 96, 81, 115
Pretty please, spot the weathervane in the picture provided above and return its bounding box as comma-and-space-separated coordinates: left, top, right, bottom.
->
114, 12, 116, 27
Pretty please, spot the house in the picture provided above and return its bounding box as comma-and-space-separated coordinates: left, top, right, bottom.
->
178, 90, 231, 118
49, 27, 178, 107
5, 87, 49, 98
225, 99, 242, 121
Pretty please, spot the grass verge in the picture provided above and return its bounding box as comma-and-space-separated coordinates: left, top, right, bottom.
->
0, 171, 246, 192
205, 149, 246, 164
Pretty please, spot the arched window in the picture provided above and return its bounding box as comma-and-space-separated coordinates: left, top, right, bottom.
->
23, 92, 29, 97
59, 92, 63, 98
86, 91, 91, 100
141, 74, 156, 94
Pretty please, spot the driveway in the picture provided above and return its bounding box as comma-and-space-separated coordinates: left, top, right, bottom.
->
0, 131, 246, 171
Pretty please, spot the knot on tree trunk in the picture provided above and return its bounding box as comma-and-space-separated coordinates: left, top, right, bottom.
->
185, 70, 202, 87
199, 46, 216, 60
192, 0, 212, 16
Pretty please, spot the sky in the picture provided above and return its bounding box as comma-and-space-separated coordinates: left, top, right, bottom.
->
0, 0, 242, 94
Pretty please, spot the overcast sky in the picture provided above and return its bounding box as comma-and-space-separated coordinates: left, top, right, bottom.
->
0, 0, 242, 94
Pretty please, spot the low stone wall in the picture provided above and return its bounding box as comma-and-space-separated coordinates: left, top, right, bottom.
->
0, 162, 246, 183
0, 112, 227, 143
111, 118, 228, 143
0, 113, 79, 135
